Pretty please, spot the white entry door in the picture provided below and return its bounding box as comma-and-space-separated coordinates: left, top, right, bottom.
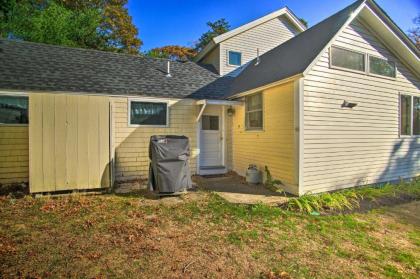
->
200, 114, 223, 167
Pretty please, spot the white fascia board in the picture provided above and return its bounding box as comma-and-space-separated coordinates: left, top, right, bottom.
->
365, 0, 419, 55
214, 8, 306, 44
360, 6, 420, 77
197, 99, 243, 106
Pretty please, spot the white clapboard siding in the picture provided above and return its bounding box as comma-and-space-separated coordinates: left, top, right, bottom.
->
302, 19, 420, 194
220, 15, 299, 76
112, 98, 198, 182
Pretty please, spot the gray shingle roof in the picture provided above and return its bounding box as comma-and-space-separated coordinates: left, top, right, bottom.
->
0, 39, 228, 99
226, 0, 365, 97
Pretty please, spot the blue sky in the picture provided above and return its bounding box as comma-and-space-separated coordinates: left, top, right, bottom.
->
127, 0, 420, 51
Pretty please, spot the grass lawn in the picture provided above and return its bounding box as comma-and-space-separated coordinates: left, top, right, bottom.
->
0, 182, 419, 278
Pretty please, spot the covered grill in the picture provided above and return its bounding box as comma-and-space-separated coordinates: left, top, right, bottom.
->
148, 135, 192, 194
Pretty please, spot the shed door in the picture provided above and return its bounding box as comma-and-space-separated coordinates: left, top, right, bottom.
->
29, 94, 110, 193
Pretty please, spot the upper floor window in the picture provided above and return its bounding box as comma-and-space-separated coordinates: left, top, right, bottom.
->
330, 46, 365, 72
129, 100, 168, 126
228, 51, 242, 66
0, 96, 28, 124
400, 94, 420, 136
369, 55, 396, 78
245, 93, 263, 130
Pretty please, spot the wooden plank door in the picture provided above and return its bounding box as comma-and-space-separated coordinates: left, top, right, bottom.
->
29, 93, 111, 193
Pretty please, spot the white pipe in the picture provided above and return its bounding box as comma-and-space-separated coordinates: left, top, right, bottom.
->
166, 61, 171, 77
255, 48, 260, 66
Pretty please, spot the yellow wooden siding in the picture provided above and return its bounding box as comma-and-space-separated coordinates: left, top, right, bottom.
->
220, 16, 298, 76
29, 93, 110, 193
302, 19, 420, 194
0, 126, 29, 184
231, 82, 297, 192
201, 46, 220, 75
112, 98, 198, 182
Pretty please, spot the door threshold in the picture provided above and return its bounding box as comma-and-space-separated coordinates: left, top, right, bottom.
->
199, 166, 227, 175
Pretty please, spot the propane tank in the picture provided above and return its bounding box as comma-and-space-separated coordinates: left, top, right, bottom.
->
246, 164, 261, 184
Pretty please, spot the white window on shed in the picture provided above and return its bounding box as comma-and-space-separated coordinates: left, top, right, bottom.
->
129, 101, 168, 126
0, 96, 28, 124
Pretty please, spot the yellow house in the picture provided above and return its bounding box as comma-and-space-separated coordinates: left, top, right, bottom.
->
0, 0, 419, 195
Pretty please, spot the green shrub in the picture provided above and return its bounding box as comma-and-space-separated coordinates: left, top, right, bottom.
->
284, 178, 420, 214
285, 190, 362, 213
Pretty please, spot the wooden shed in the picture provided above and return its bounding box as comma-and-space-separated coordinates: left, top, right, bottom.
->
28, 93, 112, 193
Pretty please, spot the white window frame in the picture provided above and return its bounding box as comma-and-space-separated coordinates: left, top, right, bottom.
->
329, 46, 398, 80
367, 54, 397, 79
227, 50, 242, 67
329, 45, 367, 74
245, 92, 264, 131
128, 98, 170, 128
0, 91, 29, 127
399, 93, 420, 138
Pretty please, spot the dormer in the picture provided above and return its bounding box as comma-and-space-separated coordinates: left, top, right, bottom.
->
195, 7, 307, 76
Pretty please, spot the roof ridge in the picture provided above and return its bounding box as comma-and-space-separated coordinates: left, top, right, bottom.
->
226, 0, 366, 97
0, 38, 197, 65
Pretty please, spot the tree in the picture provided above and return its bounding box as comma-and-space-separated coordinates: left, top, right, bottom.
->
2, 1, 103, 48
299, 18, 308, 28
58, 0, 142, 54
145, 45, 197, 60
195, 18, 230, 52
1, 0, 142, 54
408, 15, 419, 50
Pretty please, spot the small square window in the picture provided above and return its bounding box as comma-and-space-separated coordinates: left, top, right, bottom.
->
130, 101, 168, 126
228, 51, 242, 66
202, 115, 219, 130
0, 96, 28, 124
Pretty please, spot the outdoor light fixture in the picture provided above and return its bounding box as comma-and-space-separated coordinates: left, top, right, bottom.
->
227, 106, 235, 116
341, 100, 358, 108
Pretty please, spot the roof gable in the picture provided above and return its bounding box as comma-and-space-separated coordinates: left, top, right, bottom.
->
227, 0, 365, 97
226, 0, 420, 98
195, 7, 306, 62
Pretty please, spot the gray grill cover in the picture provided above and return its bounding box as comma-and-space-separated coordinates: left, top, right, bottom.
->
148, 135, 192, 193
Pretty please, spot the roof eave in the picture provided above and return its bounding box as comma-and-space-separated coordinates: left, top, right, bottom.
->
194, 40, 216, 62
227, 73, 303, 100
